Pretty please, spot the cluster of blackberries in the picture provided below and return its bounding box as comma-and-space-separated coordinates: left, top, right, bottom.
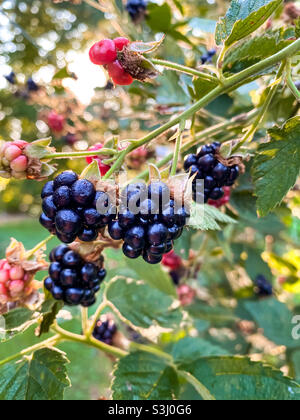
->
92, 317, 117, 345
108, 182, 188, 265
184, 142, 240, 203
126, 0, 147, 22
40, 171, 115, 243
45, 245, 106, 307
255, 275, 273, 297
201, 49, 217, 65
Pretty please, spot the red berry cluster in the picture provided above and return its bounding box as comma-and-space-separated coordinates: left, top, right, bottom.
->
47, 111, 65, 134
86, 143, 111, 176
208, 186, 231, 208
0, 260, 35, 305
0, 140, 29, 179
89, 38, 134, 86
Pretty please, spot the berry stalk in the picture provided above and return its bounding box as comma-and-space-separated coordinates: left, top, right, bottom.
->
42, 148, 117, 161
151, 58, 218, 82
286, 59, 300, 102
102, 38, 300, 180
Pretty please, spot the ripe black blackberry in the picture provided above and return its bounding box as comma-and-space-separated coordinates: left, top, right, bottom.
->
126, 0, 147, 22
45, 245, 107, 307
92, 316, 117, 345
254, 275, 273, 297
40, 171, 115, 243
184, 142, 240, 204
201, 49, 217, 65
108, 181, 188, 265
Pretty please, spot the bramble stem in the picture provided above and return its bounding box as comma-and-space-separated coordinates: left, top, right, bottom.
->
170, 122, 184, 176
232, 61, 286, 154
286, 59, 300, 102
134, 109, 259, 181
0, 335, 61, 368
85, 299, 108, 338
42, 148, 117, 161
52, 322, 128, 358
102, 39, 300, 180
152, 59, 218, 82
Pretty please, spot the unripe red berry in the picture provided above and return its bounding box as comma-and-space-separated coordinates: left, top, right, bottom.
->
177, 284, 196, 306
162, 251, 183, 271
9, 280, 25, 297
113, 37, 130, 51
10, 266, 25, 281
5, 145, 22, 162
10, 155, 28, 172
0, 270, 10, 283
107, 61, 134, 86
89, 39, 117, 65
0, 283, 8, 296
86, 143, 111, 176
47, 111, 65, 133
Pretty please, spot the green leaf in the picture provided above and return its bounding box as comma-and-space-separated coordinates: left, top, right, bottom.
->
0, 348, 70, 400
192, 77, 219, 100
173, 228, 193, 259
240, 298, 299, 349
37, 296, 64, 337
125, 257, 176, 297
172, 337, 228, 364
223, 28, 294, 74
187, 301, 238, 325
112, 351, 179, 400
105, 277, 182, 331
1, 308, 36, 343
189, 203, 237, 231
252, 116, 300, 217
146, 3, 172, 33
179, 356, 300, 400
216, 0, 282, 47
130, 35, 165, 54
156, 71, 189, 105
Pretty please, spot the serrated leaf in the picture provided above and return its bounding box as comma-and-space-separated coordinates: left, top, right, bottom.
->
125, 257, 176, 297
240, 298, 299, 349
216, 0, 282, 47
25, 137, 53, 159
105, 277, 182, 331
179, 356, 300, 400
130, 34, 165, 54
112, 351, 179, 400
1, 308, 36, 343
189, 203, 237, 231
172, 337, 228, 364
252, 116, 300, 217
37, 295, 64, 337
0, 348, 70, 400
223, 28, 294, 74
80, 161, 101, 182
146, 3, 172, 33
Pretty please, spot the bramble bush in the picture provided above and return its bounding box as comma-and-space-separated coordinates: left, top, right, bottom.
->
0, 0, 300, 401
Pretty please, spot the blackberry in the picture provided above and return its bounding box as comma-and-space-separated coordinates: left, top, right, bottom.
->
255, 275, 273, 297
40, 171, 113, 243
46, 245, 106, 307
5, 72, 16, 85
92, 316, 117, 345
109, 182, 188, 265
27, 77, 39, 92
201, 49, 217, 65
184, 143, 239, 203
126, 0, 147, 22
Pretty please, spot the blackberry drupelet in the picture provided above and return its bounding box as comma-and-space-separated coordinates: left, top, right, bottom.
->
92, 317, 117, 345
45, 245, 107, 307
184, 143, 240, 204
40, 171, 115, 243
108, 181, 189, 265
